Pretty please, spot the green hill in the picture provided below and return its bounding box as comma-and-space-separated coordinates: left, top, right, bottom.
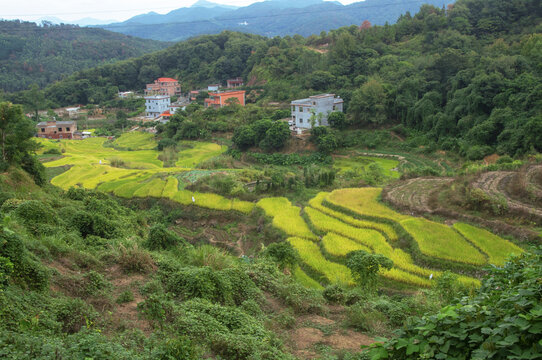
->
0, 20, 168, 92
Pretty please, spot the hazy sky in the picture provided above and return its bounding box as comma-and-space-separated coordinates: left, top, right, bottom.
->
0, 0, 363, 22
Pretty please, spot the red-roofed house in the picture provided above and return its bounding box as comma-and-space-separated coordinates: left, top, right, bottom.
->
145, 77, 181, 96
204, 90, 246, 109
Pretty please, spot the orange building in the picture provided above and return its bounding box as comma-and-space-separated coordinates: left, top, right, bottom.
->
145, 77, 181, 96
204, 90, 246, 109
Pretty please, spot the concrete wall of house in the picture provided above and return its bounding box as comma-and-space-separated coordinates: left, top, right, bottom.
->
37, 121, 77, 139
145, 97, 171, 118
291, 95, 342, 129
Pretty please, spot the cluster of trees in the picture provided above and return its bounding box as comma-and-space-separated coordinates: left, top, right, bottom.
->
232, 119, 290, 151
0, 20, 167, 92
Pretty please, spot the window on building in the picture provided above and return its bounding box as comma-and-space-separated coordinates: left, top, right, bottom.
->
313, 101, 316, 105
58, 128, 62, 132
41, 128, 45, 132
299, 118, 303, 123
66, 127, 70, 132
333, 105, 336, 110
299, 107, 303, 112
292, 106, 296, 112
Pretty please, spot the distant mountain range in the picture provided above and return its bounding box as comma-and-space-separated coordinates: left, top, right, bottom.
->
96, 0, 453, 41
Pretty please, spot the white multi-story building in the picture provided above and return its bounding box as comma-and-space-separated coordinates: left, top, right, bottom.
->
144, 95, 171, 118
290, 94, 343, 129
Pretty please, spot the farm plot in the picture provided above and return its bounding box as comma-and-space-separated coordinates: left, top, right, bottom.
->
322, 233, 371, 257
327, 188, 410, 222
400, 218, 487, 265
288, 237, 354, 285
112, 132, 156, 150
176, 142, 227, 168
334, 155, 400, 179
257, 198, 316, 239
384, 177, 453, 214
309, 192, 398, 241
453, 223, 523, 266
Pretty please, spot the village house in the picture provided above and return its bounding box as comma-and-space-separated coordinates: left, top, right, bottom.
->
226, 77, 244, 88
207, 84, 220, 92
204, 90, 246, 109
145, 77, 181, 96
290, 94, 343, 129
144, 95, 171, 118
36, 120, 77, 139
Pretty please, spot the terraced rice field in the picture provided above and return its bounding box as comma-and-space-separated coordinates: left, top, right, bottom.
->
41, 134, 253, 213
400, 218, 487, 265
288, 237, 354, 285
112, 131, 156, 150
453, 223, 523, 266
41, 135, 521, 290
257, 198, 316, 239
327, 188, 410, 221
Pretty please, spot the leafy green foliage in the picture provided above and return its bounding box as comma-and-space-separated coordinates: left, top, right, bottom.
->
369, 250, 542, 359
145, 224, 181, 251
264, 241, 300, 270
346, 250, 393, 292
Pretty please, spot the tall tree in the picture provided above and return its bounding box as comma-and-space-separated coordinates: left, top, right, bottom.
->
0, 102, 37, 163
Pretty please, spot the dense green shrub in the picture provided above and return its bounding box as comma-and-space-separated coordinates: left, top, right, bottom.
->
0, 232, 48, 291
14, 200, 56, 230
323, 284, 346, 304
264, 241, 300, 270
53, 297, 97, 334
145, 224, 181, 250
164, 266, 232, 304
70, 210, 95, 238
175, 299, 291, 360
21, 154, 46, 186
149, 336, 200, 360
369, 250, 542, 359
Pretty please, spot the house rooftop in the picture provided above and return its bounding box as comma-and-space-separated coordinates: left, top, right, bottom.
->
37, 121, 75, 126
157, 77, 178, 82
144, 95, 170, 100
291, 93, 342, 105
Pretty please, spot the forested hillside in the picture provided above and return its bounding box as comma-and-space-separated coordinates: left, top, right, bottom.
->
0, 21, 168, 92
12, 0, 540, 157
